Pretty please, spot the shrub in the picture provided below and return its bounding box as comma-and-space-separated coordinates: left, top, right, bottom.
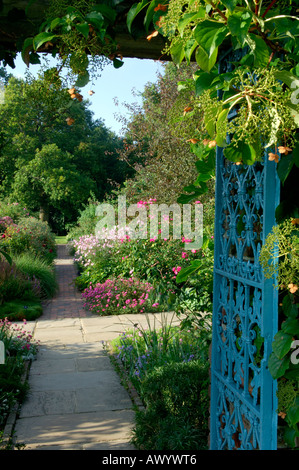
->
131, 360, 210, 450
0, 216, 16, 233
0, 200, 31, 224
67, 199, 99, 241
0, 216, 56, 263
0, 225, 31, 255
111, 316, 210, 385
0, 258, 34, 305
18, 217, 56, 263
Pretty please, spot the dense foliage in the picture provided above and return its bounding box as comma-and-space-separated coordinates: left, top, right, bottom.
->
70, 197, 214, 324
110, 321, 210, 449
0, 200, 57, 321
0, 67, 129, 234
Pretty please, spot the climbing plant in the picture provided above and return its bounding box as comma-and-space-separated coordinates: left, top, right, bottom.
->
259, 218, 299, 446
22, 0, 124, 86
128, 0, 298, 179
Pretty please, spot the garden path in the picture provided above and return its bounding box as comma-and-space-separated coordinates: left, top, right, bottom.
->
12, 244, 178, 450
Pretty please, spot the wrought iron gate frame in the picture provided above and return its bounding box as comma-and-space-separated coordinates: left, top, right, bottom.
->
209, 52, 281, 449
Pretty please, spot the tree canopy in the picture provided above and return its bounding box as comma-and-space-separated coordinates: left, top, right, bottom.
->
0, 67, 130, 232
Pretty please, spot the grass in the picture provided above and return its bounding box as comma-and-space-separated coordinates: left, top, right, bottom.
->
55, 236, 67, 244
0, 299, 43, 321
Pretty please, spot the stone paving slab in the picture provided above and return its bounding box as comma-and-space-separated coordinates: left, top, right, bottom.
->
12, 245, 180, 451
14, 409, 136, 449
12, 245, 137, 450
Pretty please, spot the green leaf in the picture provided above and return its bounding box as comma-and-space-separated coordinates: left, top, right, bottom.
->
248, 34, 270, 67
177, 182, 208, 204
143, 0, 160, 32
50, 17, 65, 31
85, 11, 104, 22
272, 330, 293, 359
216, 108, 229, 147
220, 0, 238, 13
75, 22, 90, 39
224, 140, 257, 165
177, 9, 205, 36
194, 20, 229, 57
190, 143, 211, 160
75, 71, 90, 87
33, 32, 57, 51
274, 70, 298, 88
175, 260, 202, 283
21, 37, 33, 67
282, 294, 299, 318
227, 10, 253, 46
29, 52, 41, 65
195, 153, 216, 182
195, 45, 218, 72
282, 318, 299, 335
285, 363, 299, 380
287, 100, 299, 126
268, 351, 289, 379
170, 39, 185, 65
127, 0, 149, 33
195, 71, 217, 96
277, 153, 294, 185
113, 57, 124, 68
184, 39, 198, 64
286, 397, 299, 428
0, 249, 12, 265
92, 5, 117, 23
85, 11, 104, 30
274, 17, 299, 39
283, 426, 299, 448
204, 104, 219, 138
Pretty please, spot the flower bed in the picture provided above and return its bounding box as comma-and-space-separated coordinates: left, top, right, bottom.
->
109, 314, 211, 450
70, 198, 214, 320
0, 200, 57, 321
82, 277, 157, 315
0, 317, 39, 448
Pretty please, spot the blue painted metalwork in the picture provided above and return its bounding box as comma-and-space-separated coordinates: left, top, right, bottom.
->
210, 145, 280, 449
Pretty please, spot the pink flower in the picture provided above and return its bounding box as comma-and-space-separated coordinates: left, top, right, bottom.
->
182, 236, 192, 243
181, 252, 188, 259
172, 266, 182, 275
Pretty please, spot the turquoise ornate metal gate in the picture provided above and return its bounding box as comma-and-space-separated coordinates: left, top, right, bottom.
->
209, 143, 280, 449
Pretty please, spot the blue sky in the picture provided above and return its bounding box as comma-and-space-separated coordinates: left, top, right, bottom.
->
11, 54, 164, 136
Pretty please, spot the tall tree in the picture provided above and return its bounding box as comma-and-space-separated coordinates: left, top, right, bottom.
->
116, 62, 211, 205
0, 68, 125, 231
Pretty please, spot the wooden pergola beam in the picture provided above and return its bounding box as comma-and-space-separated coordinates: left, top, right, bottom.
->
0, 0, 169, 63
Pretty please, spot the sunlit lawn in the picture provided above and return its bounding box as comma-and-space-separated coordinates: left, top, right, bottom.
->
55, 236, 67, 245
